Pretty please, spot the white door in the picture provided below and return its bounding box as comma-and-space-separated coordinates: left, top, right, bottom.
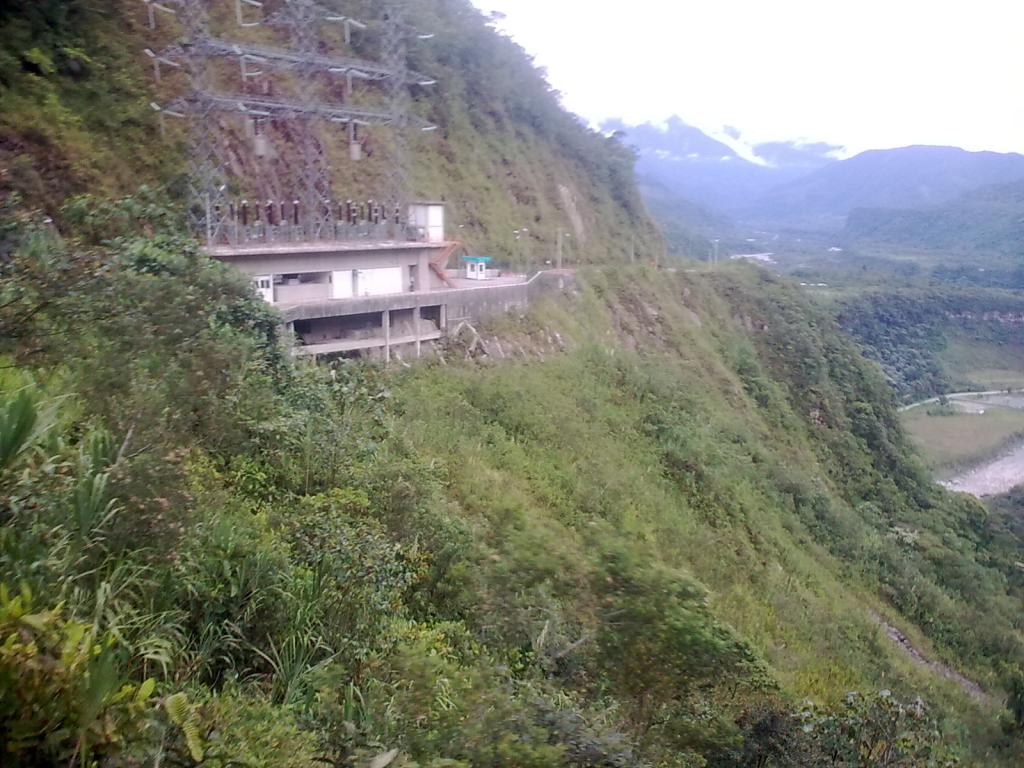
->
253, 275, 274, 303
331, 270, 354, 299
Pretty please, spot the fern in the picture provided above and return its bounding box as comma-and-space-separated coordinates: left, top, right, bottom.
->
0, 389, 37, 471
73, 470, 119, 540
165, 692, 204, 762
84, 428, 118, 473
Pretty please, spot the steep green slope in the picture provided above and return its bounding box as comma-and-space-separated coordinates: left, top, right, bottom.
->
4, 2, 1024, 766
4, 196, 1024, 763
0, 0, 661, 263
0, 1, 175, 210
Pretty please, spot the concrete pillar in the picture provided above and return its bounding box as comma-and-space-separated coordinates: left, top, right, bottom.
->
416, 253, 430, 294
383, 309, 391, 364
440, 303, 448, 332
414, 305, 422, 358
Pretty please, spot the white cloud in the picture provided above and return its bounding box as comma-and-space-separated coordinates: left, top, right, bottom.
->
707, 129, 769, 166
469, 0, 1024, 154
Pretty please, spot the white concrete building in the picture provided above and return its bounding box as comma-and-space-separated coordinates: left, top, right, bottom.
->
207, 201, 545, 361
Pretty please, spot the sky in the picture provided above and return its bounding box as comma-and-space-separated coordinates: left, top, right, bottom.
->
468, 0, 1024, 156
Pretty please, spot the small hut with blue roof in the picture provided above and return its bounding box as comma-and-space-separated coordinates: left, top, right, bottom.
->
462, 255, 492, 281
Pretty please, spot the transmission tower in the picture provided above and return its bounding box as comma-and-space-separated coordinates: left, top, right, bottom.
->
382, 3, 410, 211
141, 0, 434, 246
145, 0, 231, 240
267, 0, 336, 240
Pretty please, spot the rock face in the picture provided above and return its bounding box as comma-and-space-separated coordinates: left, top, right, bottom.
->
558, 184, 587, 242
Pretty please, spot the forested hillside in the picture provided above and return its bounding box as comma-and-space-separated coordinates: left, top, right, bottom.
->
0, 0, 661, 263
845, 180, 1024, 257
835, 288, 1024, 401
4, 1, 1024, 767
744, 145, 1024, 232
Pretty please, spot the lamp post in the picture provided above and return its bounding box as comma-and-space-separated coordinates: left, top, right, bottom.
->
557, 231, 572, 270
514, 228, 531, 272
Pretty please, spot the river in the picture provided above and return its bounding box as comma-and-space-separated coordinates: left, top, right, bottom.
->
931, 393, 1024, 497
941, 442, 1024, 497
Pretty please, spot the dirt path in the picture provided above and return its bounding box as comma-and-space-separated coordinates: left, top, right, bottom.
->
868, 610, 993, 705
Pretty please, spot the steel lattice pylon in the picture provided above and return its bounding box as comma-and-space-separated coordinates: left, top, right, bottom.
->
279, 0, 333, 240
142, 0, 435, 246
382, 1, 411, 213
175, 0, 231, 242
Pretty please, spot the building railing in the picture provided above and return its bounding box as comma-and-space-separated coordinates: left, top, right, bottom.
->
218, 221, 423, 247
207, 199, 429, 247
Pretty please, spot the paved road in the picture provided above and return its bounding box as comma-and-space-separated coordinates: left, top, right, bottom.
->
899, 388, 1023, 413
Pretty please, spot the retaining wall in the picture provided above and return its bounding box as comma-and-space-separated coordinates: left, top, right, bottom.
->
280, 270, 575, 327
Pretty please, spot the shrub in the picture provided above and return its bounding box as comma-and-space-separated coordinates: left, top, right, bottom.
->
800, 691, 958, 767
0, 584, 156, 766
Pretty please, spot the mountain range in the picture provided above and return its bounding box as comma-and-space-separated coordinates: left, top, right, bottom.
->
612, 118, 1024, 244
604, 117, 840, 215
749, 145, 1024, 232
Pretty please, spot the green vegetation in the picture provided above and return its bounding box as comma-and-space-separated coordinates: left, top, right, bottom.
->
5, 2, 1024, 766
845, 180, 1024, 260
3, 194, 1024, 764
834, 288, 1024, 402
902, 404, 1024, 472
941, 335, 1024, 392
0, 0, 177, 211
0, 0, 661, 265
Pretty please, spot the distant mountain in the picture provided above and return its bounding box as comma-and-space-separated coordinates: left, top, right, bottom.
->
746, 145, 1024, 232
605, 117, 841, 216
845, 179, 1024, 254
637, 177, 730, 258
611, 121, 1024, 245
